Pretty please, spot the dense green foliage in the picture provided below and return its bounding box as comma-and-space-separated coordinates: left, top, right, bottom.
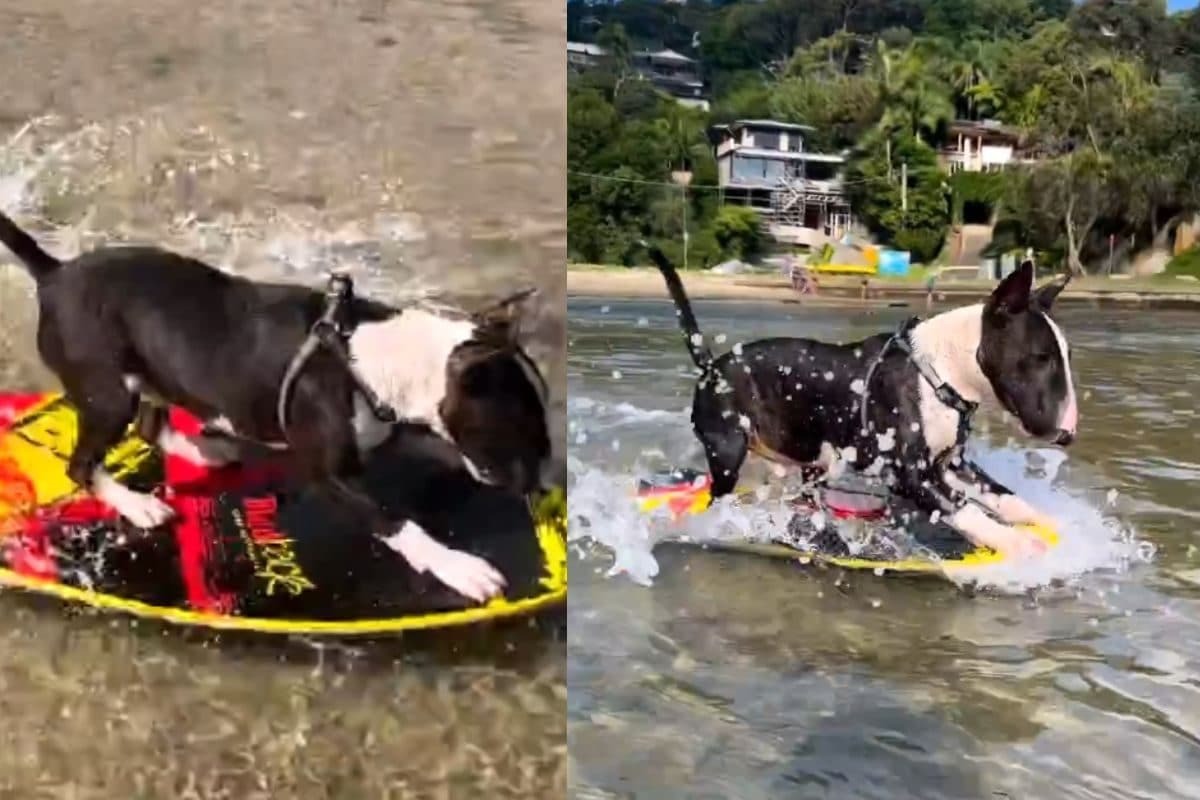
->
1165, 244, 1200, 278
568, 0, 1200, 274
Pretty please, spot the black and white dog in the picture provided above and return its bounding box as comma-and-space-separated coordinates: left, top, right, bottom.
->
644, 246, 1078, 558
0, 210, 551, 601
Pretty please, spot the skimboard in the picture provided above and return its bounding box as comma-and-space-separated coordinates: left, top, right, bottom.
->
0, 393, 566, 635
635, 468, 1058, 577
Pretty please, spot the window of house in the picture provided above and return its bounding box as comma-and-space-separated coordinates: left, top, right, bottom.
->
731, 155, 785, 183
754, 130, 780, 151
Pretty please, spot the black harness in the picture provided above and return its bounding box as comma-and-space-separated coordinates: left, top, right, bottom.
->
275, 273, 399, 437
859, 316, 978, 465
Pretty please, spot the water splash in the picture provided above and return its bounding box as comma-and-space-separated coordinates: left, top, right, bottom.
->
568, 396, 1153, 596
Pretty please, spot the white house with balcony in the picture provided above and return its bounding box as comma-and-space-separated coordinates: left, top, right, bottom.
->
710, 119, 853, 247
938, 119, 1033, 173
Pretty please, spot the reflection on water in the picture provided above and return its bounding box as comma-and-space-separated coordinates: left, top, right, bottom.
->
568, 298, 1200, 800
0, 0, 564, 795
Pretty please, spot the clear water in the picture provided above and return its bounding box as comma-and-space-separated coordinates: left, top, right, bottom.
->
568, 297, 1199, 800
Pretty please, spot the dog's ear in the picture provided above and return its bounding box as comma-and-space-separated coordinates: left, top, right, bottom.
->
984, 259, 1034, 318
472, 288, 538, 341
1032, 272, 1070, 312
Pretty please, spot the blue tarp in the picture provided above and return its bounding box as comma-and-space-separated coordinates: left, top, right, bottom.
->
877, 249, 911, 277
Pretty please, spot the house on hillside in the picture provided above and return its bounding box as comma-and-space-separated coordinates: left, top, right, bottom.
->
567, 41, 710, 110
567, 41, 606, 71
710, 119, 854, 248
937, 119, 1035, 174
631, 48, 708, 110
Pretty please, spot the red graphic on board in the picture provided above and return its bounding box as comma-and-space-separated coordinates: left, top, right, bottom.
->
0, 398, 294, 610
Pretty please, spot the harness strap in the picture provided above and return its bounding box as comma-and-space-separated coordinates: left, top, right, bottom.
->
858, 316, 978, 457
276, 274, 398, 439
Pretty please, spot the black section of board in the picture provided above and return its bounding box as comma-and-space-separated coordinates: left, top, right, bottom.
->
17, 427, 552, 621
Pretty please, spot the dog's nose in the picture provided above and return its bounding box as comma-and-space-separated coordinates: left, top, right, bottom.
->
1053, 429, 1075, 446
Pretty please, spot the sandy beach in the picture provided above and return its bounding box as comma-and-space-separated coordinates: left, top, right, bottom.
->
568, 266, 1200, 309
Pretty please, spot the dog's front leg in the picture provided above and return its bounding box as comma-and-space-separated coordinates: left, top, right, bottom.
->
944, 458, 1057, 529
67, 382, 175, 529
896, 467, 1046, 559
382, 522, 507, 604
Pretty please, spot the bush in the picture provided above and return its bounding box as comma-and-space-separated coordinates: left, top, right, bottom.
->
893, 225, 947, 265
1165, 245, 1200, 278
709, 206, 766, 263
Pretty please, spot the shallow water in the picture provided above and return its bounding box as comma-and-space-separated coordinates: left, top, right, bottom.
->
0, 1, 564, 795
568, 297, 1200, 800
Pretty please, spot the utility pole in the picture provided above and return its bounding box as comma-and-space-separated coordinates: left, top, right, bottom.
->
682, 183, 689, 271
900, 161, 908, 213
671, 168, 693, 270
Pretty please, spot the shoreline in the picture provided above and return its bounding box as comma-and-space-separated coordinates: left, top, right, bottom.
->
567, 267, 1200, 310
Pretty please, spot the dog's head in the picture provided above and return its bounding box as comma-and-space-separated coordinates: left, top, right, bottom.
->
978, 261, 1078, 446
439, 290, 551, 496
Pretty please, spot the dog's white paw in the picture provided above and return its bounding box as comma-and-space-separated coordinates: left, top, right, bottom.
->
950, 504, 1047, 560
383, 522, 507, 603
417, 547, 506, 603
110, 488, 176, 529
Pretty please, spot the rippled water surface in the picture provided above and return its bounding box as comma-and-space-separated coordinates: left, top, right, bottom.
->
568, 298, 1200, 800
0, 1, 564, 795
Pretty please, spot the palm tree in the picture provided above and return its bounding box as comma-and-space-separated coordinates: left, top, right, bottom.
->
947, 40, 999, 120
652, 105, 708, 176
868, 41, 954, 145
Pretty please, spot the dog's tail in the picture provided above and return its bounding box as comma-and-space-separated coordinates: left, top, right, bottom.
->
0, 211, 60, 281
640, 242, 714, 371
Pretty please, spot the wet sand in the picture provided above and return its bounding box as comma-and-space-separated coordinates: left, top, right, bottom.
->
568, 267, 1200, 310
0, 0, 566, 796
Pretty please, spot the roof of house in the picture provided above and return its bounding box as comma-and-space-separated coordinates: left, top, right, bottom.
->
945, 118, 1021, 140
567, 41, 606, 56
728, 119, 816, 133
636, 48, 696, 64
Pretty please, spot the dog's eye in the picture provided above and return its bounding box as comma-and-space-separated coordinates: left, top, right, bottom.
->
1020, 353, 1052, 372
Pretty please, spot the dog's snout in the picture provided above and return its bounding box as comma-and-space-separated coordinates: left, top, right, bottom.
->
1053, 429, 1075, 447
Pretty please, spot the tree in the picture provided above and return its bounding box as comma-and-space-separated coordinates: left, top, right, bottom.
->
944, 40, 1005, 121
1068, 0, 1171, 82
652, 104, 709, 173
846, 132, 950, 262
710, 206, 767, 262
567, 88, 620, 173
769, 74, 879, 150
867, 41, 955, 145
596, 23, 635, 100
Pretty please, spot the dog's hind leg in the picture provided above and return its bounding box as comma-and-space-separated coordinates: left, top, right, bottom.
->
65, 376, 175, 529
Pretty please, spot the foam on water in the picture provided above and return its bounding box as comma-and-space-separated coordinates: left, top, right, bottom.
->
0, 115, 444, 305
567, 395, 1154, 595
